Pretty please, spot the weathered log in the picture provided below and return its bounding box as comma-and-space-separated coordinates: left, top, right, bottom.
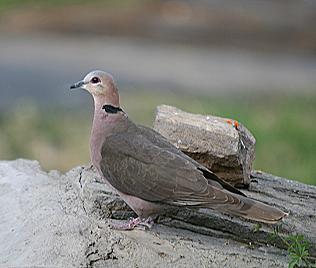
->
153, 105, 256, 187
1, 160, 315, 267
83, 167, 316, 256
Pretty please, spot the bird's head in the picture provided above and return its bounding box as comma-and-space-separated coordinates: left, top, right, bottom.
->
70, 70, 120, 106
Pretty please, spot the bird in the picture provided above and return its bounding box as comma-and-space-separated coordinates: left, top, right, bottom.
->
70, 70, 287, 230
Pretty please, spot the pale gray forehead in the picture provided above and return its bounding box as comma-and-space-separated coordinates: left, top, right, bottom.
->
83, 70, 114, 82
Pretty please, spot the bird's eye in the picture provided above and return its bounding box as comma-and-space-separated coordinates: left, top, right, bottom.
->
91, 77, 101, 84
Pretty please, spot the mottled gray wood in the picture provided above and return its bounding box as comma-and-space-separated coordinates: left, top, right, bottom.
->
1, 160, 315, 268
83, 167, 316, 258
153, 105, 256, 186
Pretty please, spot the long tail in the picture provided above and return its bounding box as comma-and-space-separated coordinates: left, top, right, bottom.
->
210, 188, 288, 224
199, 168, 287, 223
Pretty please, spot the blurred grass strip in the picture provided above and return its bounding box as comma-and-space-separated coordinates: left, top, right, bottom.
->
0, 91, 315, 185
0, 0, 153, 12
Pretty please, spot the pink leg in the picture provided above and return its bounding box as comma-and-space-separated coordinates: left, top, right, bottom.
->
109, 217, 154, 231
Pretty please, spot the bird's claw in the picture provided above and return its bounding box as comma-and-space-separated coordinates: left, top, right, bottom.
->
109, 217, 154, 231
135, 217, 154, 230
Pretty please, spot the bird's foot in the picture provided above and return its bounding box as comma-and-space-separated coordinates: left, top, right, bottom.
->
109, 217, 154, 231
136, 217, 154, 230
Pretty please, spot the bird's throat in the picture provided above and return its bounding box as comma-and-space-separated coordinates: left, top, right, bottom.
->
90, 94, 124, 168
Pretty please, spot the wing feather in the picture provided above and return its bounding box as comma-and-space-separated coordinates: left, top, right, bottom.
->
99, 121, 287, 224
100, 124, 235, 206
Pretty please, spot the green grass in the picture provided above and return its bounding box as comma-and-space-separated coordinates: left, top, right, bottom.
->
0, 91, 315, 185
0, 0, 154, 12
269, 226, 316, 267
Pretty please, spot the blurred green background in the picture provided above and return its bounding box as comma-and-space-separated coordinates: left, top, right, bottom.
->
0, 0, 315, 185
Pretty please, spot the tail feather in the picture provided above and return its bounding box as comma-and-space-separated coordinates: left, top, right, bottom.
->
199, 170, 288, 224
215, 191, 288, 224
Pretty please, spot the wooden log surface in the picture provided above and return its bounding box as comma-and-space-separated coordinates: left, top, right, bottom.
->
81, 167, 316, 257
1, 160, 315, 267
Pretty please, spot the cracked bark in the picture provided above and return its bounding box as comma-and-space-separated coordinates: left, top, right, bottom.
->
2, 160, 314, 267
78, 166, 316, 259
78, 166, 88, 215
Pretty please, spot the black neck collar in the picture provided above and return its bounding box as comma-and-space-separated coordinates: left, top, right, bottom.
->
102, 104, 124, 114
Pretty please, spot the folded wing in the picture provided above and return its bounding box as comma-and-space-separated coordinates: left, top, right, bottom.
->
100, 123, 287, 223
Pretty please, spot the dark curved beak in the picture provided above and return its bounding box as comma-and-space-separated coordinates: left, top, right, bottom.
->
70, 80, 85, 90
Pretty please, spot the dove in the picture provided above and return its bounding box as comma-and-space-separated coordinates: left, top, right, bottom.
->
70, 70, 287, 230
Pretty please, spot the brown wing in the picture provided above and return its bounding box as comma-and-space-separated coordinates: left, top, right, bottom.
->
100, 122, 287, 223
100, 125, 238, 206
137, 125, 246, 197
